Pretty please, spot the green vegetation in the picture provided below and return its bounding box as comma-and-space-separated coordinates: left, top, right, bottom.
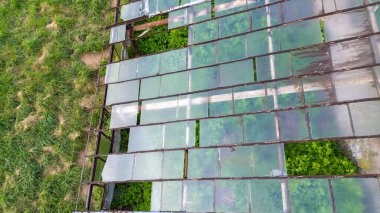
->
111, 183, 152, 211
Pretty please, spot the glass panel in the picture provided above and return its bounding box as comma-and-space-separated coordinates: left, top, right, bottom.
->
105, 63, 120, 84
147, 0, 158, 14
189, 2, 211, 23
283, 0, 323, 22
250, 179, 284, 213
106, 80, 140, 106
371, 35, 380, 63
110, 103, 138, 129
332, 68, 378, 102
164, 121, 196, 149
101, 154, 134, 181
278, 110, 309, 141
331, 178, 380, 213
140, 77, 161, 99
109, 25, 126, 43
323, 0, 336, 13
119, 59, 137, 81
219, 59, 254, 87
128, 125, 163, 152
161, 181, 183, 211
266, 82, 275, 109
168, 8, 188, 29
219, 12, 250, 38
369, 5, 380, 33
330, 39, 374, 70
189, 66, 219, 92
177, 92, 209, 119
137, 54, 160, 78
190, 20, 219, 44
280, 19, 323, 50
302, 75, 335, 105
200, 117, 243, 147
160, 71, 188, 96
160, 48, 187, 74
243, 113, 277, 143
182, 181, 214, 212
247, 29, 281, 57
252, 144, 283, 176
188, 149, 218, 178
162, 151, 184, 179
190, 42, 216, 68
215, 0, 247, 17
220, 146, 254, 177
324, 9, 371, 42
209, 88, 233, 116
247, 0, 281, 8
120, 1, 145, 21
276, 79, 304, 109
140, 96, 178, 124
133, 152, 163, 180
292, 46, 332, 76
150, 182, 162, 211
157, 0, 179, 12
256, 52, 292, 81
234, 84, 268, 113
335, 0, 364, 10
308, 105, 353, 138
289, 179, 333, 213
215, 180, 250, 212
349, 101, 380, 136
252, 4, 282, 30
218, 35, 246, 63
376, 66, 380, 86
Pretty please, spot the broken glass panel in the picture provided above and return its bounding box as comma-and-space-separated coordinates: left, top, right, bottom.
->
189, 19, 219, 44
291, 46, 332, 75
140, 96, 178, 124
119, 59, 137, 81
110, 103, 138, 128
219, 59, 254, 87
161, 181, 183, 211
137, 54, 160, 78
190, 42, 216, 68
331, 178, 380, 213
164, 121, 196, 149
182, 181, 214, 212
187, 149, 218, 178
133, 152, 163, 180
289, 179, 333, 213
243, 113, 277, 143
302, 75, 335, 105
106, 80, 139, 106
252, 4, 282, 30
160, 48, 187, 74
215, 180, 250, 212
233, 84, 268, 113
278, 110, 309, 141
209, 88, 234, 116
160, 71, 188, 96
189, 66, 219, 92
280, 19, 323, 50
220, 146, 254, 177
275, 79, 304, 109
215, 0, 247, 17
332, 68, 378, 102
308, 105, 353, 138
349, 101, 380, 136
140, 77, 160, 99
101, 154, 134, 182
128, 125, 163, 152
283, 0, 323, 22
324, 9, 371, 42
200, 116, 243, 146
219, 12, 250, 38
162, 151, 184, 179
218, 35, 246, 63
256, 52, 292, 81
250, 179, 284, 213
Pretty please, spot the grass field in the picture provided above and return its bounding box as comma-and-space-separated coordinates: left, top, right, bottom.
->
0, 1, 357, 212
